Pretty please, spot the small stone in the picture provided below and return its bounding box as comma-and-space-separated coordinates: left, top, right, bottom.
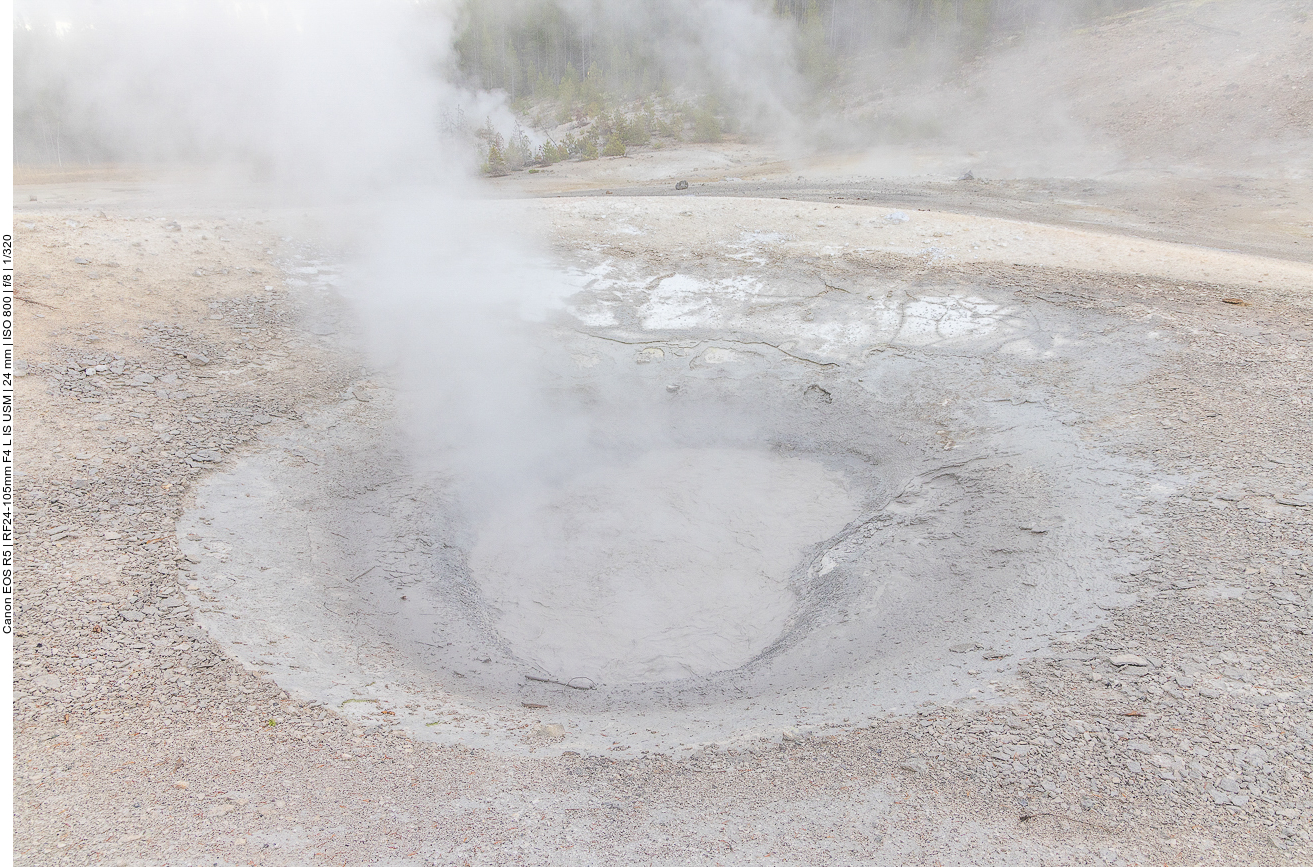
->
535, 723, 566, 740
1199, 687, 1222, 699
1109, 654, 1150, 668
949, 642, 980, 654
675, 180, 689, 191
253, 414, 272, 424
898, 758, 928, 774
32, 674, 61, 690
119, 610, 145, 622
173, 781, 188, 789
74, 257, 90, 265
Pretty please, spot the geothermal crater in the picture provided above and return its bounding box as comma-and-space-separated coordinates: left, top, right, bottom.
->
177, 198, 1166, 754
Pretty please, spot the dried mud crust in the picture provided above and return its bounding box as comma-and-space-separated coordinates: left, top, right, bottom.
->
12, 193, 1313, 867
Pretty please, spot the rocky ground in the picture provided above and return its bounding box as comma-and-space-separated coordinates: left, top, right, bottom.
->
10, 158, 1313, 866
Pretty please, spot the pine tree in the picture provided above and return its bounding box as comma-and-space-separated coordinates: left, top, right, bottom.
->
602, 134, 626, 157
484, 138, 508, 175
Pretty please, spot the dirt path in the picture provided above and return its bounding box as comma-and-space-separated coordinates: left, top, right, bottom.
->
12, 169, 1313, 866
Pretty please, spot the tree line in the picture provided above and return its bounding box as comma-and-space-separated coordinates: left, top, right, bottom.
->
13, 0, 1155, 167
453, 0, 1154, 108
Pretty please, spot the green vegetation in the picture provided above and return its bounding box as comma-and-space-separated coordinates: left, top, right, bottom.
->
454, 1, 1156, 101
690, 107, 722, 144
12, 0, 1157, 170
601, 133, 626, 157
477, 118, 539, 174
458, 0, 1157, 174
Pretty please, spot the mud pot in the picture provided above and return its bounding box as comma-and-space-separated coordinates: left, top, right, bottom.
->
180, 197, 1215, 755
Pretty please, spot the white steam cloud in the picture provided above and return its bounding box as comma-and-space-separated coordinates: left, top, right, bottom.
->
14, 0, 804, 510
17, 2, 472, 194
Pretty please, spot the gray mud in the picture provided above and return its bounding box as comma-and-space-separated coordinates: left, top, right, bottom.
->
178, 245, 1174, 755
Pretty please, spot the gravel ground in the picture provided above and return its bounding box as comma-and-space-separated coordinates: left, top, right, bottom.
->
11, 167, 1313, 867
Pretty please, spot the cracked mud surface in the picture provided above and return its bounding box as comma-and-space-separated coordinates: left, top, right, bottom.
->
13, 174, 1313, 865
